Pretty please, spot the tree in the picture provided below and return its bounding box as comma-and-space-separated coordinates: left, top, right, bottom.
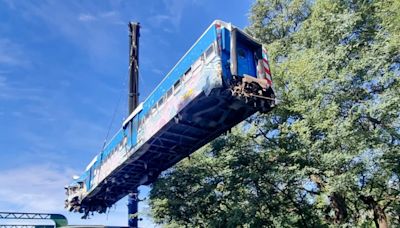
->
149, 0, 400, 227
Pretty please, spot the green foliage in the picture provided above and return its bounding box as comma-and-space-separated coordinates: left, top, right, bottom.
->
149, 0, 399, 227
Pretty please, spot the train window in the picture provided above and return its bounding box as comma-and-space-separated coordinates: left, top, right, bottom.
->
205, 44, 214, 59
238, 48, 246, 58
185, 67, 191, 75
158, 96, 164, 107
183, 67, 192, 81
192, 57, 203, 75
174, 79, 181, 91
166, 88, 173, 99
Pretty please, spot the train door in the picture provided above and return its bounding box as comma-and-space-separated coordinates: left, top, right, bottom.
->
231, 28, 259, 79
236, 42, 257, 77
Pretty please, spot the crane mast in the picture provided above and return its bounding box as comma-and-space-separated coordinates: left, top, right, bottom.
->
127, 22, 140, 228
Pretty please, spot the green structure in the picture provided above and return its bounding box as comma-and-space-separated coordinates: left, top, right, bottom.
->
0, 212, 126, 228
0, 212, 67, 228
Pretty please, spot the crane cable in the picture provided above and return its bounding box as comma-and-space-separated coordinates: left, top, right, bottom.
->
94, 76, 127, 190
102, 75, 128, 150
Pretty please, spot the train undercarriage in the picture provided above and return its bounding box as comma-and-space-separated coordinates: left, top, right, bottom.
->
230, 75, 275, 113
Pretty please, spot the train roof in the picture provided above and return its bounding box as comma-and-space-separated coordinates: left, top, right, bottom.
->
77, 19, 259, 183
139, 20, 229, 110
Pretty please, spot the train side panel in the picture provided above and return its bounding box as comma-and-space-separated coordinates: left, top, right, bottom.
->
65, 20, 275, 214
138, 42, 222, 148
84, 24, 224, 196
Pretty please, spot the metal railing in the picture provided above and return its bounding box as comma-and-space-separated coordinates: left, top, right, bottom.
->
0, 212, 67, 228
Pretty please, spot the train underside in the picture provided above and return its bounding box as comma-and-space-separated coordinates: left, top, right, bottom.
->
69, 77, 275, 217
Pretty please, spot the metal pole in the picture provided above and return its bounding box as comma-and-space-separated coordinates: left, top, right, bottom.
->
127, 21, 140, 228
128, 192, 139, 228
128, 22, 140, 115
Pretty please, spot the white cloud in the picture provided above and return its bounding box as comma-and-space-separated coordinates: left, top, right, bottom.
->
151, 14, 172, 25
100, 10, 117, 18
0, 71, 47, 105
78, 13, 97, 22
0, 38, 29, 66
0, 72, 45, 102
0, 74, 7, 89
0, 164, 77, 212
164, 0, 185, 28
0, 163, 159, 227
148, 0, 187, 30
151, 68, 164, 76
0, 166, 159, 227
1, 0, 16, 9
1, 1, 125, 67
78, 11, 123, 25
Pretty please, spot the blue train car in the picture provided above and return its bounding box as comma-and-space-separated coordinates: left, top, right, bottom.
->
65, 20, 275, 215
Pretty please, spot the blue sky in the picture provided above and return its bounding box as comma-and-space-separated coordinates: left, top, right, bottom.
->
0, 0, 253, 226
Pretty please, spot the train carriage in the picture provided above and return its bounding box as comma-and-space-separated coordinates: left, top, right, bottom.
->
65, 20, 275, 215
